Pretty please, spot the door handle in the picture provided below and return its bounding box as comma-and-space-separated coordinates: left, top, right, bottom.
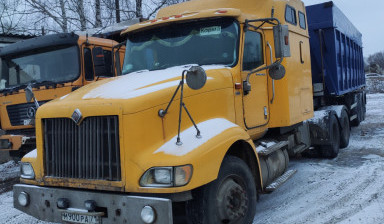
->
300, 41, 304, 64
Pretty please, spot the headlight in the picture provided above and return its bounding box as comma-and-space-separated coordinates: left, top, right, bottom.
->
140, 165, 193, 187
20, 162, 35, 179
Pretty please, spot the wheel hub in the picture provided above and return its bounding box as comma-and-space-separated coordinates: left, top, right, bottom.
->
217, 178, 248, 222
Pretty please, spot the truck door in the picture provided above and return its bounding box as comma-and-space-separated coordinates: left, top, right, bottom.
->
241, 30, 269, 129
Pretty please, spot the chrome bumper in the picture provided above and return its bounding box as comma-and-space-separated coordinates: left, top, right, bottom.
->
14, 184, 173, 224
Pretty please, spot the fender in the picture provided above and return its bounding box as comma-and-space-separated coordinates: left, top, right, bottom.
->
134, 118, 254, 193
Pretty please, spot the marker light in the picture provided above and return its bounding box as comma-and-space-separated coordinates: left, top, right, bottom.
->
217, 10, 228, 14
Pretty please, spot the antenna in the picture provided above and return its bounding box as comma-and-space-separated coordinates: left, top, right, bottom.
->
86, 33, 90, 45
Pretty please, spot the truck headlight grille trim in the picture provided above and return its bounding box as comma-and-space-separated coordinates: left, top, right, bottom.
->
43, 116, 121, 181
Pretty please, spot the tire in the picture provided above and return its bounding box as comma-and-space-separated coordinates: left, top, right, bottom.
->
362, 92, 367, 121
339, 109, 350, 149
351, 93, 363, 127
186, 156, 257, 224
321, 115, 340, 158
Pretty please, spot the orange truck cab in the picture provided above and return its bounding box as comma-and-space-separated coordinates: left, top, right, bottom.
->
0, 33, 125, 158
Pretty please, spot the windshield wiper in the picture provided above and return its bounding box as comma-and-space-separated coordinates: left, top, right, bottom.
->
31, 80, 58, 88
0, 84, 28, 94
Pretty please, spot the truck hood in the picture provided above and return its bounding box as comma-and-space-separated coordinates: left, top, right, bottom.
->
46, 64, 234, 115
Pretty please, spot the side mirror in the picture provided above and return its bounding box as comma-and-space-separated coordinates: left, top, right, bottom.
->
186, 66, 207, 90
92, 47, 107, 76
25, 85, 34, 102
269, 64, 286, 80
273, 25, 291, 58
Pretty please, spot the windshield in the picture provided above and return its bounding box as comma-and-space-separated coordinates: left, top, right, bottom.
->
123, 18, 239, 74
0, 45, 80, 90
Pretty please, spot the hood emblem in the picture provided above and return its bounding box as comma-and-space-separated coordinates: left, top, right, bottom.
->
26, 107, 36, 119
71, 109, 82, 125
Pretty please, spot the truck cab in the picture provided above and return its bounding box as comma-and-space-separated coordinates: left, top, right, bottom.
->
0, 33, 125, 158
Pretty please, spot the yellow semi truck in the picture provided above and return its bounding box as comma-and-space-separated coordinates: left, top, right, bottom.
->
13, 0, 365, 223
0, 33, 125, 159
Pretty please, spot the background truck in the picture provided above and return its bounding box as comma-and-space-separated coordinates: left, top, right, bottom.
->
13, 0, 365, 223
0, 33, 125, 159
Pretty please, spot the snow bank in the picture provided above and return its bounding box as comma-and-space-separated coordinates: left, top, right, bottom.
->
0, 161, 19, 182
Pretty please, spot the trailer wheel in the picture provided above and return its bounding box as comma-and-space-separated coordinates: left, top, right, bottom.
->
186, 156, 257, 224
321, 115, 340, 158
339, 109, 350, 148
351, 93, 363, 127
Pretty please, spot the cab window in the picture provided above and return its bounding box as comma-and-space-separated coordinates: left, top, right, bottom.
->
285, 5, 297, 25
299, 11, 306, 29
103, 50, 113, 77
243, 31, 263, 71
84, 48, 94, 81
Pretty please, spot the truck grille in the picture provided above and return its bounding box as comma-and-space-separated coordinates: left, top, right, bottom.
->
43, 116, 121, 181
7, 101, 48, 126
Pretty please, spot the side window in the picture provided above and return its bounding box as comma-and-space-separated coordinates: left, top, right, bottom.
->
84, 48, 94, 81
103, 50, 113, 77
243, 31, 263, 71
285, 5, 297, 25
299, 11, 306, 29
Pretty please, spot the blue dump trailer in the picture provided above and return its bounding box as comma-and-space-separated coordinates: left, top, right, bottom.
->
306, 1, 366, 127
303, 1, 366, 157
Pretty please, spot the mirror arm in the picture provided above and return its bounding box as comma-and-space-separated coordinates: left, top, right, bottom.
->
33, 97, 40, 109
245, 57, 283, 83
158, 79, 182, 117
245, 18, 281, 31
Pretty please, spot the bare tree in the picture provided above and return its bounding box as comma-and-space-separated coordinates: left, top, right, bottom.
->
26, 0, 69, 33
59, 0, 68, 32
0, 0, 22, 33
75, 0, 86, 30
115, 0, 120, 23
368, 51, 384, 72
1, 0, 190, 35
95, 0, 102, 27
135, 0, 143, 18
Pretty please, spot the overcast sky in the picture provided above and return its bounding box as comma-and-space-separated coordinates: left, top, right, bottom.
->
302, 0, 384, 57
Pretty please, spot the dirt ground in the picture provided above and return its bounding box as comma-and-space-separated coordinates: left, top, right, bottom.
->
0, 93, 383, 224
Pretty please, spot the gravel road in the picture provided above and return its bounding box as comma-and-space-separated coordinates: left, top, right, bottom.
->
0, 94, 383, 224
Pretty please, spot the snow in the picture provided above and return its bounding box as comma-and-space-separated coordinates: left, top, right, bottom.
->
0, 192, 49, 224
23, 149, 37, 159
256, 141, 277, 152
60, 94, 69, 100
0, 161, 19, 182
154, 118, 237, 156
253, 93, 384, 224
82, 64, 226, 100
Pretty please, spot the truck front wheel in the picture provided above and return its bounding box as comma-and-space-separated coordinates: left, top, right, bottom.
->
186, 156, 257, 224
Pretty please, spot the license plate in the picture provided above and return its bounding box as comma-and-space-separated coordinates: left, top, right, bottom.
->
62, 212, 101, 224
